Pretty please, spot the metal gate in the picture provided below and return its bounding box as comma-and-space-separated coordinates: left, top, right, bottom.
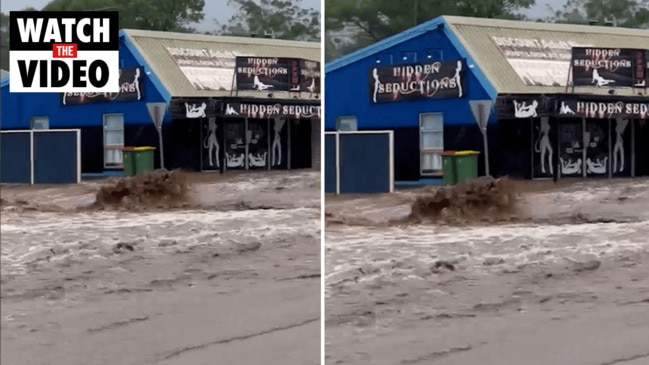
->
324, 130, 394, 194
1, 129, 81, 184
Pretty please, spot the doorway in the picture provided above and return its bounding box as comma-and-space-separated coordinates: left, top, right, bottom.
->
555, 118, 615, 178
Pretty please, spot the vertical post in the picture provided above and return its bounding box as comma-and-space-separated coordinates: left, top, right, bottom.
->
582, 117, 587, 178
631, 118, 636, 177
267, 118, 271, 171
565, 57, 572, 94
158, 129, 165, 170
530, 118, 535, 179
221, 120, 227, 174
287, 119, 292, 170
244, 118, 249, 170
29, 130, 35, 185
335, 131, 340, 194
388, 131, 395, 193
199, 119, 203, 172
155, 107, 165, 170
76, 129, 82, 183
553, 118, 560, 182
478, 103, 490, 176
230, 69, 237, 97
608, 118, 612, 179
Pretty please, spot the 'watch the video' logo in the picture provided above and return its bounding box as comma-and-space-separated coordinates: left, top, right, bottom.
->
9, 11, 120, 93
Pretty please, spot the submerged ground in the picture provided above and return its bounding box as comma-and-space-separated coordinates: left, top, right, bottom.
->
325, 178, 649, 365
1, 170, 321, 365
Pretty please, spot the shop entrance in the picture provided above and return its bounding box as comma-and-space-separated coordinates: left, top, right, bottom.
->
200, 117, 292, 171
551, 117, 634, 178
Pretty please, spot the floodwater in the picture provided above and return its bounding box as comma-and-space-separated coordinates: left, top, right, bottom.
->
325, 178, 649, 365
1, 171, 321, 365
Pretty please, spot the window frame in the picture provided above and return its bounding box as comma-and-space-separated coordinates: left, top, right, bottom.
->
30, 116, 50, 130
103, 113, 125, 169
335, 116, 358, 131
419, 113, 444, 176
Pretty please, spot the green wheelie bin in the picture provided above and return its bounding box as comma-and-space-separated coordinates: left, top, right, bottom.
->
442, 151, 458, 185
455, 150, 480, 184
133, 146, 156, 175
122, 147, 136, 177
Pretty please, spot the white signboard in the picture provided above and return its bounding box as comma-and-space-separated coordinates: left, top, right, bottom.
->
166, 47, 252, 91
491, 36, 592, 87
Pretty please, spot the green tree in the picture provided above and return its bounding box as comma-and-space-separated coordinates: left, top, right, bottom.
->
217, 0, 320, 42
42, 0, 205, 32
1, 12, 9, 71
325, 0, 536, 48
1, 8, 39, 71
549, 0, 649, 29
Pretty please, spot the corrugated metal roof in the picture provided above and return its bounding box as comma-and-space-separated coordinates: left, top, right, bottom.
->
444, 16, 649, 96
123, 29, 320, 98
326, 16, 649, 96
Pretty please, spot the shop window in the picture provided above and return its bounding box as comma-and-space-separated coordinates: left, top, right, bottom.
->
336, 116, 358, 131
30, 116, 49, 130
419, 113, 444, 175
103, 114, 125, 168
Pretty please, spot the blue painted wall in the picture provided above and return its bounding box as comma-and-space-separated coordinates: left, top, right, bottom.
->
324, 17, 503, 180
0, 30, 177, 173
325, 18, 497, 131
324, 133, 337, 193
1, 32, 170, 131
338, 133, 392, 194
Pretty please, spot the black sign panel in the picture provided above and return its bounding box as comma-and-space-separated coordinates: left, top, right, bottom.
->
571, 47, 646, 88
559, 99, 649, 119
61, 67, 144, 105
222, 101, 321, 119
235, 57, 293, 91
168, 98, 221, 119
497, 95, 556, 119
369, 59, 465, 103
299, 59, 321, 95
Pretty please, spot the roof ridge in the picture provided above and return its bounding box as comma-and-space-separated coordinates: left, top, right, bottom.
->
442, 15, 649, 37
122, 29, 320, 49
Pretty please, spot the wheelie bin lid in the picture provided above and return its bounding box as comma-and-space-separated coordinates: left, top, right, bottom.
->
133, 146, 156, 151
455, 150, 480, 155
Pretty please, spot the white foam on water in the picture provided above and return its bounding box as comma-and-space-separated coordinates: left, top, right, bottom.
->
325, 221, 649, 292
1, 206, 319, 276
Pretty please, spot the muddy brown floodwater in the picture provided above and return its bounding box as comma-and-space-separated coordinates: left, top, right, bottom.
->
325, 178, 649, 365
1, 170, 321, 365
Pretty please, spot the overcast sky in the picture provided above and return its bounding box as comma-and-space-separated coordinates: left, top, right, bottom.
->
1, 0, 568, 31
1, 0, 322, 32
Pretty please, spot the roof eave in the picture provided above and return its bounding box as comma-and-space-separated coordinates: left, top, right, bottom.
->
120, 29, 173, 100
325, 16, 448, 73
